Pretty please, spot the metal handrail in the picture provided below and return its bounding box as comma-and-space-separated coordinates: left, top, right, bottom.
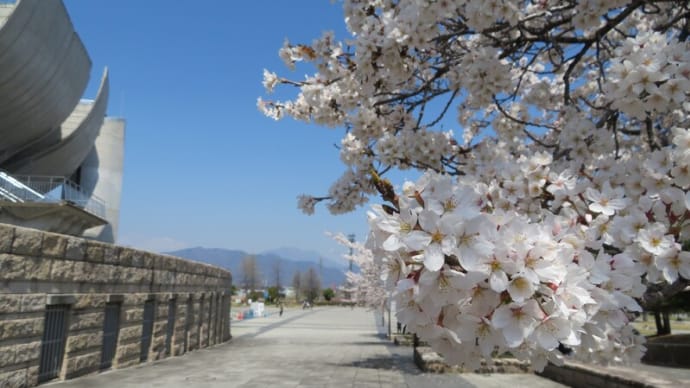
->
0, 171, 44, 202
0, 171, 106, 218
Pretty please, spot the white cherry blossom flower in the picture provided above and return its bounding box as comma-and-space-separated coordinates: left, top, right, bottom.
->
657, 250, 690, 283
507, 276, 536, 303
405, 210, 457, 271
297, 194, 317, 215
262, 69, 279, 93
585, 182, 629, 216
636, 223, 675, 257
531, 316, 577, 351
457, 314, 503, 358
492, 300, 545, 348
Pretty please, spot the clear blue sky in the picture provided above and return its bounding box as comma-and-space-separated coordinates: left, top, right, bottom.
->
62, 1, 397, 260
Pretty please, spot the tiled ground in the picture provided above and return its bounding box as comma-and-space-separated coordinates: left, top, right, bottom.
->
49, 306, 565, 388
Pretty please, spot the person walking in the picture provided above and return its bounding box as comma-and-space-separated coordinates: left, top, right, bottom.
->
279, 303, 284, 317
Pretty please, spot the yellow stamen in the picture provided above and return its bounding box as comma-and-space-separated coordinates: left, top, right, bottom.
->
432, 230, 444, 243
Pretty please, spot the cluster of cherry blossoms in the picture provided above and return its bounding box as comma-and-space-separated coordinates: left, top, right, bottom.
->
331, 232, 389, 309
260, 0, 690, 370
367, 169, 650, 370
605, 31, 690, 120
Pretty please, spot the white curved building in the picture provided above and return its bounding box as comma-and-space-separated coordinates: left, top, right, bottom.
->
0, 0, 125, 243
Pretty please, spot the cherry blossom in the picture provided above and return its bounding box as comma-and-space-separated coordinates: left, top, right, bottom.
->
262, 0, 690, 371
492, 301, 545, 348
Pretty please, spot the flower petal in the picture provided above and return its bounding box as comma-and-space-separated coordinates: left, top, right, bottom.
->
424, 244, 444, 271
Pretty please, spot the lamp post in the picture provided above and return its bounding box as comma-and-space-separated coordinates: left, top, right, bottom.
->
344, 234, 355, 306
347, 233, 355, 272
387, 292, 392, 338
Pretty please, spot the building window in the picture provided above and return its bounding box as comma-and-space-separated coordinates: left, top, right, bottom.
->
197, 295, 204, 348
100, 302, 121, 370
184, 297, 192, 353
140, 300, 155, 362
38, 304, 70, 383
165, 298, 176, 356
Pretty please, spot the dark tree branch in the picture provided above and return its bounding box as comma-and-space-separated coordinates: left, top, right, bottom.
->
563, 0, 644, 105
639, 278, 690, 311
645, 116, 660, 151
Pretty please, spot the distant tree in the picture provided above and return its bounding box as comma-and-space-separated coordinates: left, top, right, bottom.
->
292, 271, 302, 303
248, 291, 263, 302
273, 258, 282, 289
302, 267, 321, 303
650, 289, 690, 335
267, 286, 281, 304
241, 255, 261, 293
322, 287, 335, 302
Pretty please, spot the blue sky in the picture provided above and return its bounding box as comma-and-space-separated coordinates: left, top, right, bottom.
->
62, 1, 392, 260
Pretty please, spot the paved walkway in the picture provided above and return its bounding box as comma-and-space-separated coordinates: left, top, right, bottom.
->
49, 306, 566, 388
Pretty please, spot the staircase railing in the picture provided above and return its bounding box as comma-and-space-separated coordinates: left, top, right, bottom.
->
0, 171, 105, 218
0, 171, 44, 203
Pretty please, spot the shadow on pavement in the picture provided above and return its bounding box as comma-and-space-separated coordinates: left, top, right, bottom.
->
326, 353, 424, 376
351, 341, 395, 346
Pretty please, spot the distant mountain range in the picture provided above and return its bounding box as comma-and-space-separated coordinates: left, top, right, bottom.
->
166, 247, 348, 288
260, 247, 345, 269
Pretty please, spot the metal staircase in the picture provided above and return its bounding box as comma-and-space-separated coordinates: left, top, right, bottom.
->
0, 170, 105, 218
0, 170, 44, 203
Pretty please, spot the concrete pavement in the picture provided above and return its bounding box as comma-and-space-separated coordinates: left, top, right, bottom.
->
48, 306, 566, 388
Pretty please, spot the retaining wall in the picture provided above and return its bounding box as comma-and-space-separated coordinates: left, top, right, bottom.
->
0, 223, 232, 387
537, 362, 651, 388
642, 341, 690, 368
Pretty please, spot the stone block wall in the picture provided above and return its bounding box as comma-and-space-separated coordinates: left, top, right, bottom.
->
642, 341, 690, 367
0, 224, 232, 387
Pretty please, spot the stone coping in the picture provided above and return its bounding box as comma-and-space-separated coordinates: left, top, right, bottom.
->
0, 223, 231, 279
413, 346, 530, 374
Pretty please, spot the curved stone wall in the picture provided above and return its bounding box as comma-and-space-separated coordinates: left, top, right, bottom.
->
0, 0, 90, 164
0, 224, 233, 387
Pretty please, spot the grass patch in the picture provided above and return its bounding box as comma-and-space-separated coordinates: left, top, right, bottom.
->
631, 316, 690, 337
645, 334, 690, 344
